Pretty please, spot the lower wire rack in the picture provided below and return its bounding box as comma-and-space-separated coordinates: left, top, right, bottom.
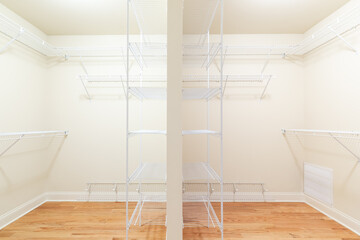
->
81, 182, 267, 228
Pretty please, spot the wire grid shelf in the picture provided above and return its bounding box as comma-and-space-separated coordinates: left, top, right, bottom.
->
183, 183, 266, 202
81, 183, 167, 202
282, 129, 360, 162
0, 131, 68, 158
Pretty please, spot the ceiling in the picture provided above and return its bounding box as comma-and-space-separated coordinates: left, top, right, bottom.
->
0, 0, 350, 35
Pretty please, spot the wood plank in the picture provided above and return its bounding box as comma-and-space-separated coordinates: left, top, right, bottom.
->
0, 202, 359, 239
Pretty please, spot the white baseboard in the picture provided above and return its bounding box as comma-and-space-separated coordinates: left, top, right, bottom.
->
0, 193, 47, 229
305, 195, 360, 236
1, 191, 359, 238
264, 192, 305, 202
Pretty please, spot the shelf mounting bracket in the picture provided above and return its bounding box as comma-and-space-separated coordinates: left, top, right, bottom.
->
0, 28, 24, 54
328, 26, 359, 55
0, 134, 24, 158
329, 133, 360, 162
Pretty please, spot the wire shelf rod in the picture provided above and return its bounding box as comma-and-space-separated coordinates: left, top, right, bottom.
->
0, 130, 68, 137
0, 130, 68, 158
282, 128, 360, 136
282, 128, 360, 162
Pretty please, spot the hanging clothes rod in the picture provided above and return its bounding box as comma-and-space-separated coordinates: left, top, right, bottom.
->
0, 130, 69, 138
0, 130, 69, 158
282, 128, 360, 162
282, 129, 360, 136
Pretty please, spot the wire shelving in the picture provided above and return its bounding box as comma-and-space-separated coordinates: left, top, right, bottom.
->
282, 128, 360, 162
0, 131, 69, 157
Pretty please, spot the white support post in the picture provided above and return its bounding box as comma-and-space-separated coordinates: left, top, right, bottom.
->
207, 30, 211, 229
126, 0, 130, 239
167, 0, 183, 239
220, 0, 224, 238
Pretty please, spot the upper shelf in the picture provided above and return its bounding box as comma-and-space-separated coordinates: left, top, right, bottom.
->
286, 5, 360, 55
2, 2, 359, 57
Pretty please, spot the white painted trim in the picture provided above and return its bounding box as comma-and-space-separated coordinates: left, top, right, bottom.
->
305, 195, 360, 236
0, 193, 47, 229
264, 192, 305, 202
1, 191, 359, 238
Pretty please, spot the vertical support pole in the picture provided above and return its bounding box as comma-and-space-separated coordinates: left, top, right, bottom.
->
138, 28, 144, 227
220, 0, 224, 239
207, 30, 211, 228
167, 0, 183, 239
126, 0, 130, 239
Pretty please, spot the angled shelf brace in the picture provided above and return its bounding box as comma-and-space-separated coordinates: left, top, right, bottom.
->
0, 27, 23, 54
328, 26, 359, 55
0, 130, 68, 158
78, 75, 126, 100
282, 129, 360, 162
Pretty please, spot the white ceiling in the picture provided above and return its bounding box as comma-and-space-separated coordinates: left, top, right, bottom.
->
0, 0, 350, 35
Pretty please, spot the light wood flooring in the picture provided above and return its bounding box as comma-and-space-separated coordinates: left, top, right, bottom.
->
0, 202, 359, 239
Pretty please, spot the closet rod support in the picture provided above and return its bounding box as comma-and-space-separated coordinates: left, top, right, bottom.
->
328, 26, 359, 55
0, 28, 24, 54
0, 134, 23, 157
330, 133, 360, 162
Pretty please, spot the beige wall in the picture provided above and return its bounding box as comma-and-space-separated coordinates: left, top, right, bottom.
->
183, 34, 305, 192
45, 35, 166, 192
303, 29, 360, 221
41, 34, 305, 194
0, 4, 49, 216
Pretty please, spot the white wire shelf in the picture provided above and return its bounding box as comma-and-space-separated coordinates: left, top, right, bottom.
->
127, 162, 221, 183
183, 201, 220, 228
0, 130, 69, 157
182, 130, 221, 136
127, 130, 221, 137
183, 44, 294, 57
183, 162, 221, 183
0, 130, 68, 138
286, 4, 360, 55
129, 87, 221, 100
282, 128, 360, 162
129, 87, 166, 100
282, 128, 360, 138
128, 130, 166, 136
0, 13, 61, 56
2, 2, 359, 58
128, 163, 167, 183
79, 74, 272, 100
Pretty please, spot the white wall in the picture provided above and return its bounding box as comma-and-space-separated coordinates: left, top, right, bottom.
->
45, 35, 167, 192
183, 34, 305, 192
303, 29, 360, 221
0, 4, 50, 216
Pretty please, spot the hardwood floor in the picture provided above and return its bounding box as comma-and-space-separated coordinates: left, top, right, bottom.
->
0, 202, 359, 239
